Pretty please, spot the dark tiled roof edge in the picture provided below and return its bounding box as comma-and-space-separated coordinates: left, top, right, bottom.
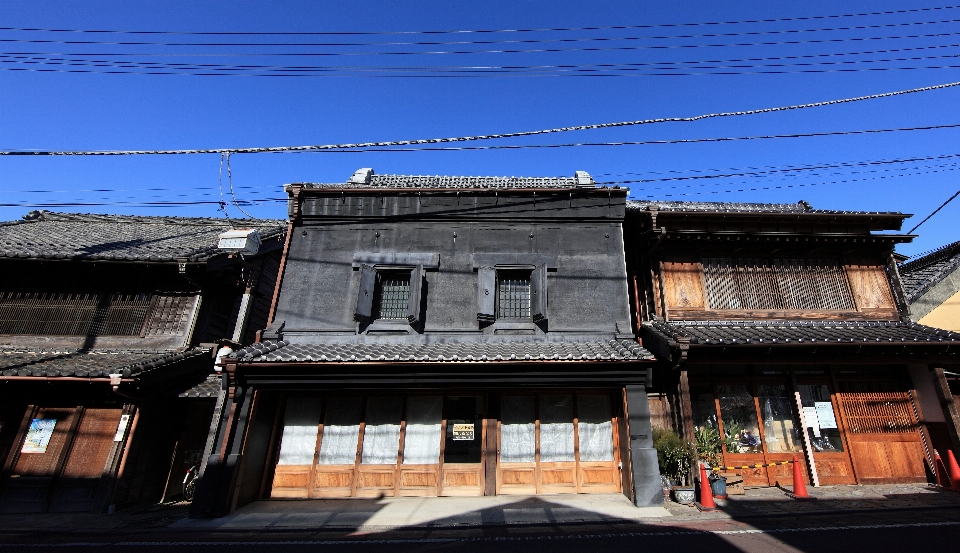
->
626, 199, 903, 216
899, 240, 960, 301
226, 339, 654, 363
0, 346, 209, 378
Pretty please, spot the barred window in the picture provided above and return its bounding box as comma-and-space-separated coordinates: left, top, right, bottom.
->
374, 271, 411, 320
703, 258, 855, 311
497, 270, 531, 320
0, 290, 153, 336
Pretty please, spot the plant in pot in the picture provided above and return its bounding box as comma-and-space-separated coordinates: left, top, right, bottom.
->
653, 428, 695, 503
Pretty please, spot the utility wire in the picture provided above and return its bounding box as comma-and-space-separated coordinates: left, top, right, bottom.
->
908, 189, 960, 233
4, 79, 960, 156
4, 18, 959, 48
5, 50, 958, 76
4, 5, 957, 35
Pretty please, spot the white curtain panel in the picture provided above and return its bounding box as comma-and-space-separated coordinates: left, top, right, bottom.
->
539, 395, 575, 462
577, 395, 614, 462
361, 396, 403, 465
276, 397, 323, 466
402, 396, 443, 465
318, 397, 363, 465
500, 395, 536, 463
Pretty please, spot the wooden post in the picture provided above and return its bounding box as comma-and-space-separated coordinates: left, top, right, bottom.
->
791, 375, 820, 487
931, 366, 960, 454
679, 370, 695, 443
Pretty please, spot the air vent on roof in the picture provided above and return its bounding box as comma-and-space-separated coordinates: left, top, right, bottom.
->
350, 168, 374, 184
217, 228, 261, 255
574, 171, 595, 188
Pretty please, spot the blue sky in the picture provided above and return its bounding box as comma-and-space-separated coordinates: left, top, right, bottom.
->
1, 1, 958, 257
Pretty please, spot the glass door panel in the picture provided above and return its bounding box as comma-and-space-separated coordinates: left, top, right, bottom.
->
272, 397, 322, 498
538, 395, 576, 494
797, 383, 856, 485
757, 385, 802, 454
441, 396, 484, 496
576, 394, 620, 493
498, 395, 537, 494
399, 396, 442, 496
314, 397, 363, 497
357, 397, 402, 497
717, 385, 762, 454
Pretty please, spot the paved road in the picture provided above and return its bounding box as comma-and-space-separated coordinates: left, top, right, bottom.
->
3, 519, 959, 552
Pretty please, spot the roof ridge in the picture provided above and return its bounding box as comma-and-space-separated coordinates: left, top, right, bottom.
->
24, 210, 285, 226
901, 239, 960, 271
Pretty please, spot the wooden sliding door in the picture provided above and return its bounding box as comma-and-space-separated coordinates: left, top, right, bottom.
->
497, 393, 620, 495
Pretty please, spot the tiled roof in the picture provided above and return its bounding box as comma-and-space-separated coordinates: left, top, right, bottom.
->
645, 320, 960, 346
0, 211, 285, 262
0, 347, 209, 378
178, 373, 223, 398
899, 240, 960, 302
228, 339, 654, 363
292, 168, 599, 190
626, 200, 903, 216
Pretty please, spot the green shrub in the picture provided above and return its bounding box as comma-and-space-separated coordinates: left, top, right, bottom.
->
694, 425, 724, 469
652, 427, 693, 484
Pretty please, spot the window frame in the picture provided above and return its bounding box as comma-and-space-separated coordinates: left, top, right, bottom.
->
476, 263, 547, 324
354, 264, 423, 325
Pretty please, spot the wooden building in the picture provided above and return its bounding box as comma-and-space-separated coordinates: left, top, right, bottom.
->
627, 200, 960, 487
899, 240, 960, 459
0, 211, 284, 513
195, 170, 662, 517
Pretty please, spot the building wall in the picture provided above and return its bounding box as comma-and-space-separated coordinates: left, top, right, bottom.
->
918, 288, 960, 331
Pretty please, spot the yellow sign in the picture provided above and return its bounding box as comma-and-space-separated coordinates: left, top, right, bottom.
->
452, 423, 475, 441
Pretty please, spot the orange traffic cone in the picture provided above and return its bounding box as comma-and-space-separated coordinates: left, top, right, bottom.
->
947, 450, 960, 491
791, 455, 810, 499
934, 450, 950, 488
697, 462, 717, 510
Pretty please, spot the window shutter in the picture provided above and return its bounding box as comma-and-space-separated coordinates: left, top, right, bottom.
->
477, 267, 496, 323
407, 265, 424, 323
531, 264, 548, 323
354, 264, 376, 322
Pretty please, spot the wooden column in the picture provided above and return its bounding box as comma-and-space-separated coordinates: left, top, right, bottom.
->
678, 370, 695, 443
790, 374, 820, 487
931, 366, 960, 454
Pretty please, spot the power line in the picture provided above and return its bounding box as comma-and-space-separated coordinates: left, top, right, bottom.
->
4, 18, 959, 49
4, 80, 960, 156
4, 50, 958, 77
908, 189, 960, 233
2, 5, 956, 36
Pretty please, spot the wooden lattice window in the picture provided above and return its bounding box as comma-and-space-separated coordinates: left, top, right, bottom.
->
497, 270, 532, 320
374, 271, 412, 320
0, 291, 153, 336
836, 380, 917, 434
702, 258, 855, 311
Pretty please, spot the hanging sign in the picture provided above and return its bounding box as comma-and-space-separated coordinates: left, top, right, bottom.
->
452, 423, 475, 441
802, 407, 821, 438
114, 415, 131, 442
814, 402, 838, 429
22, 419, 57, 453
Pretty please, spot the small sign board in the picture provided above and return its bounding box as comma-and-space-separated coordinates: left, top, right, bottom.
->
22, 419, 57, 453
452, 423, 475, 441
114, 414, 131, 442
814, 402, 838, 429
802, 407, 821, 437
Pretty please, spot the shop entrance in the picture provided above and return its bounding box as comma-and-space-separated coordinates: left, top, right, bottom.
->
268, 390, 621, 499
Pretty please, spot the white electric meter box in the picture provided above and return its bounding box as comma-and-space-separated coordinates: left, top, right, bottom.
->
217, 228, 261, 255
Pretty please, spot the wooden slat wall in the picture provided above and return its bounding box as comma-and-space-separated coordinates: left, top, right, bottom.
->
661, 261, 706, 309
843, 262, 896, 311
141, 295, 197, 337
60, 409, 122, 478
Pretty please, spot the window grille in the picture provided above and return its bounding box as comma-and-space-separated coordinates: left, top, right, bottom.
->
0, 290, 153, 336
497, 271, 531, 320
837, 380, 916, 434
702, 258, 855, 311
374, 272, 411, 320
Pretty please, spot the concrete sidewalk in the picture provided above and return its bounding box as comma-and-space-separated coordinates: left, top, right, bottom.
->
173, 493, 671, 532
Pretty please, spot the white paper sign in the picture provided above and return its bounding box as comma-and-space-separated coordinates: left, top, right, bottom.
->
114, 414, 130, 442
452, 423, 475, 441
814, 402, 838, 429
22, 419, 57, 453
802, 407, 821, 438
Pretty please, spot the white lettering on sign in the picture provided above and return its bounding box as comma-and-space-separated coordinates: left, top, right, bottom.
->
802, 407, 821, 438
814, 402, 838, 429
114, 415, 130, 442
452, 423, 475, 441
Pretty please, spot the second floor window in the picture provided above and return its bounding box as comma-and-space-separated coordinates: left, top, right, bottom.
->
497, 270, 532, 320
374, 271, 412, 320
702, 258, 855, 311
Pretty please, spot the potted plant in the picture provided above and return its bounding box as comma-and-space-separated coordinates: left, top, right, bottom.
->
653, 428, 695, 503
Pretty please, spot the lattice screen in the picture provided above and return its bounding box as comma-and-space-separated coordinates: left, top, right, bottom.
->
836, 380, 917, 434
0, 291, 152, 336
702, 258, 855, 310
